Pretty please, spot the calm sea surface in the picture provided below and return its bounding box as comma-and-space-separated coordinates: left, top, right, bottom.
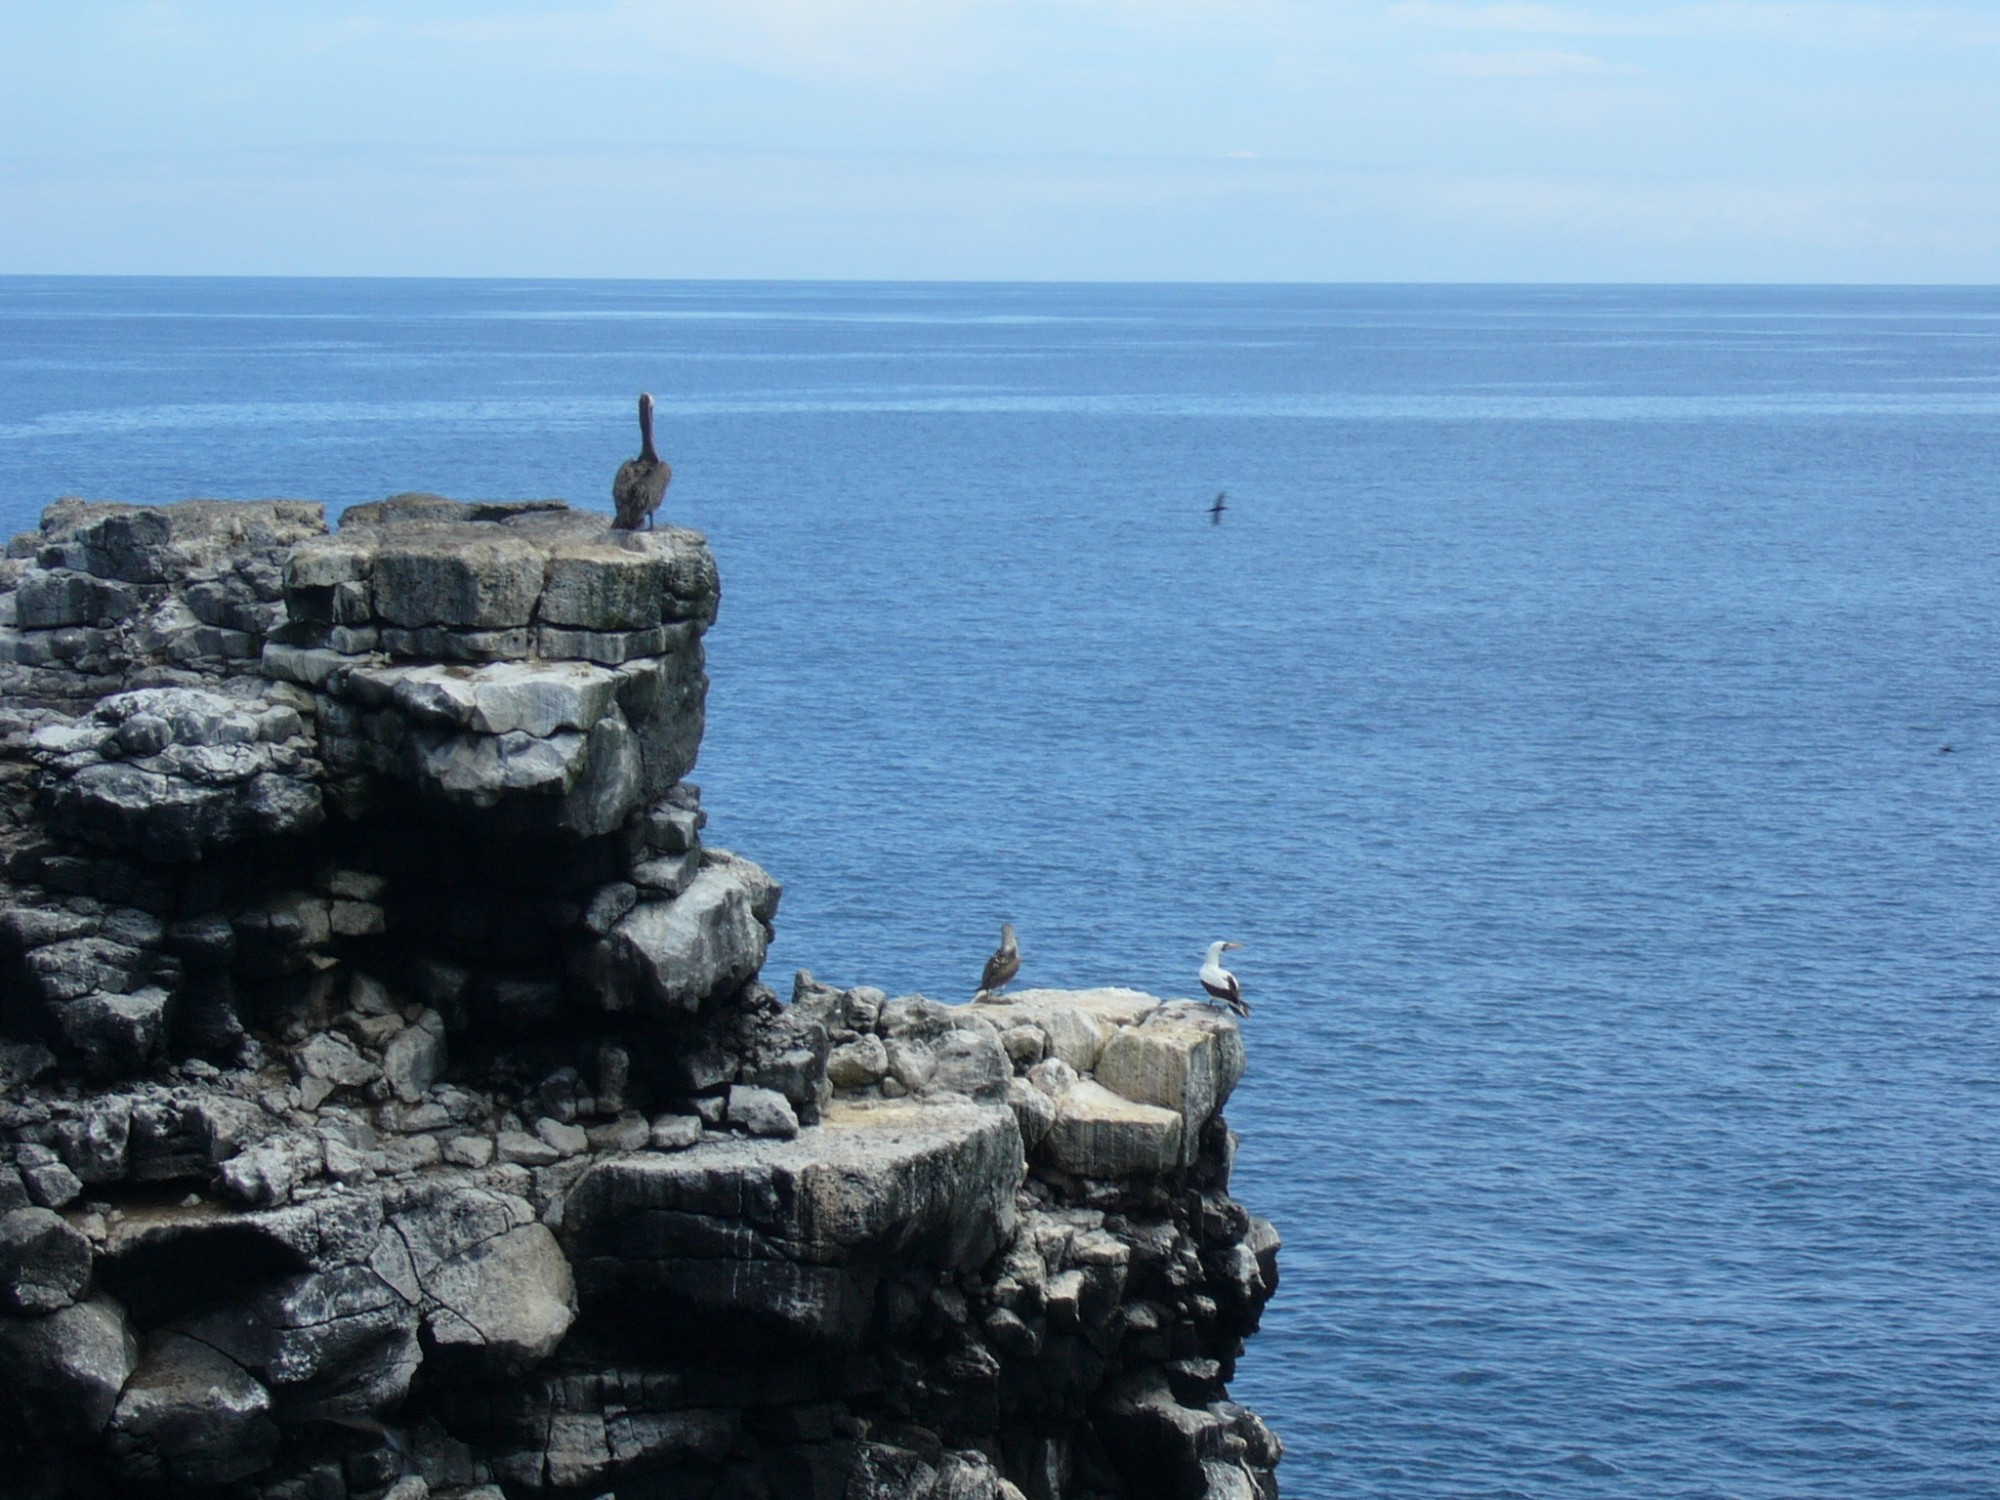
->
3, 279, 1998, 1498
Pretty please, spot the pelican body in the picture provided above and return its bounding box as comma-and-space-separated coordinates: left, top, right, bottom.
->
612, 392, 671, 530
975, 922, 1020, 1000
1199, 940, 1248, 1016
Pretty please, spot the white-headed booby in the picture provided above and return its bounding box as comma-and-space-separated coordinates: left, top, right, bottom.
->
974, 922, 1019, 1001
1199, 940, 1248, 1016
612, 392, 672, 530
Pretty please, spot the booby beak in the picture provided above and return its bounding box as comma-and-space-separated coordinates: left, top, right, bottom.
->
1223, 942, 1242, 951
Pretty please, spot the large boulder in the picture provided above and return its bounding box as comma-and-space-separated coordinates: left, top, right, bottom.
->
46, 986, 174, 1079
385, 1182, 576, 1375
0, 1206, 93, 1313
177, 1257, 419, 1398
1092, 1003, 1245, 1166
0, 1294, 141, 1438
921, 1024, 1012, 1102
590, 854, 778, 1015
418, 1222, 576, 1374
1040, 1078, 1184, 1179
267, 498, 718, 832
539, 542, 672, 630
726, 1083, 801, 1139
368, 530, 547, 630
106, 1331, 278, 1487
565, 1099, 1022, 1343
380, 1008, 447, 1103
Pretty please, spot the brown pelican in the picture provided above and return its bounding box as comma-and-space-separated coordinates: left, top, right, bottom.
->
1199, 940, 1248, 1016
974, 922, 1019, 1001
612, 392, 671, 530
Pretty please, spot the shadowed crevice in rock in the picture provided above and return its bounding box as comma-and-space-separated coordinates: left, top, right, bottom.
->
0, 496, 1281, 1500
94, 1213, 310, 1326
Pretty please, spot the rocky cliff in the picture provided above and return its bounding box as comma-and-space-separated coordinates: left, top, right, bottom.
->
0, 496, 1281, 1500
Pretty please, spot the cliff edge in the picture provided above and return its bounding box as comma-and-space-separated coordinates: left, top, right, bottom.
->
0, 496, 1281, 1500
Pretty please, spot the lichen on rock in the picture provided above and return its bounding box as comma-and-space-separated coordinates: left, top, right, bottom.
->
0, 496, 1281, 1500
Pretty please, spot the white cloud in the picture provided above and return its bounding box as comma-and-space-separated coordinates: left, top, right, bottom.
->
9, 144, 1996, 279
1386, 1, 2000, 46
4, 0, 1996, 277
321, 1, 1357, 87
1418, 47, 1630, 75
301, 0, 995, 86
110, 1, 207, 46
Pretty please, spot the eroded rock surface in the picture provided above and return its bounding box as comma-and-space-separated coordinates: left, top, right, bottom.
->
0, 498, 1280, 1500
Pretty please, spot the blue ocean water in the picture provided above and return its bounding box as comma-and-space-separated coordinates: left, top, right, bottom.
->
3, 278, 1998, 1498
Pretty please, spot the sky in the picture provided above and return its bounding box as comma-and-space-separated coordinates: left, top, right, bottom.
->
0, 1, 1996, 281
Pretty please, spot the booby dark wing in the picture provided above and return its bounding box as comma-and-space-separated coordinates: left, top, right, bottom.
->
1202, 972, 1249, 1016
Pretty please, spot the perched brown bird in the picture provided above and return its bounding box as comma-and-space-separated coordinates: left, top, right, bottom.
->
1199, 940, 1248, 1017
974, 922, 1019, 1000
612, 392, 671, 530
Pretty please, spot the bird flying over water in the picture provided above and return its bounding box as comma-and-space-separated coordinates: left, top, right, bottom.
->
974, 922, 1020, 1001
1199, 940, 1248, 1016
612, 392, 672, 530
1208, 490, 1228, 525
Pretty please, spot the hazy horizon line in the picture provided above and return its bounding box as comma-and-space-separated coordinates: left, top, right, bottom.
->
4, 273, 1997, 290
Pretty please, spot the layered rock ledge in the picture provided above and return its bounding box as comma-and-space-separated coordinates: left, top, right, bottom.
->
0, 498, 1280, 1500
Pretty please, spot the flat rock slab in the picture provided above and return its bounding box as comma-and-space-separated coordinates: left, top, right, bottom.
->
992, 987, 1162, 1028
1042, 1078, 1184, 1179
956, 988, 1161, 1072
34, 499, 325, 585
343, 658, 625, 737
369, 531, 547, 629
570, 1099, 1021, 1263
289, 496, 718, 641
565, 1098, 1022, 1341
1092, 1003, 1245, 1166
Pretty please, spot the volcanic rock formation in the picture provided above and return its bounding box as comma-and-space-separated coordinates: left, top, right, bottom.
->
0, 496, 1281, 1500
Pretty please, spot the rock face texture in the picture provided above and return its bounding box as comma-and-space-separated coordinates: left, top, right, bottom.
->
0, 497, 1281, 1500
